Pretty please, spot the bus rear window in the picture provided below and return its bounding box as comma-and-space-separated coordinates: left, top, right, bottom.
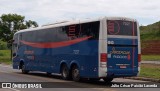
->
107, 20, 137, 36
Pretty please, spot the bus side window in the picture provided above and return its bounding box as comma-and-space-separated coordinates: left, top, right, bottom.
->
90, 21, 100, 40
65, 24, 79, 40
79, 21, 99, 40
18, 34, 22, 48
80, 22, 93, 39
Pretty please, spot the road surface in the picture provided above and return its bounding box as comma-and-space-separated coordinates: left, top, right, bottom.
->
0, 64, 159, 91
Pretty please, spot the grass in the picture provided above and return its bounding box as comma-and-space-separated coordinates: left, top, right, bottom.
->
0, 50, 11, 64
140, 64, 160, 79
142, 55, 160, 61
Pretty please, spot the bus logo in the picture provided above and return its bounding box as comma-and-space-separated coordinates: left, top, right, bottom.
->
108, 21, 120, 35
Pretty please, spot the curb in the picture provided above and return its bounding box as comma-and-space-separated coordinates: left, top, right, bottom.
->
125, 77, 160, 83
141, 61, 160, 64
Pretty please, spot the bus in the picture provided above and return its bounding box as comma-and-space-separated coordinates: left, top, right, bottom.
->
12, 17, 141, 82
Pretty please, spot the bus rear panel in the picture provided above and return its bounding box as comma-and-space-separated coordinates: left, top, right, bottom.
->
106, 19, 140, 78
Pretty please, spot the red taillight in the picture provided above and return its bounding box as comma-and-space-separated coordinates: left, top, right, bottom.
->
138, 54, 141, 62
100, 53, 107, 62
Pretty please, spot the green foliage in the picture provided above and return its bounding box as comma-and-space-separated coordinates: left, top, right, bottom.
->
0, 40, 8, 50
140, 21, 160, 41
0, 13, 38, 43
0, 50, 11, 64
141, 30, 160, 41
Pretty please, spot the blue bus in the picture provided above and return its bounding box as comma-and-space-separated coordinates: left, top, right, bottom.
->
12, 17, 141, 82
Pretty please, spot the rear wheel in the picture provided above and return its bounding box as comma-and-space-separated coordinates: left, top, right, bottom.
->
103, 77, 113, 83
72, 65, 80, 81
61, 64, 70, 80
21, 64, 29, 74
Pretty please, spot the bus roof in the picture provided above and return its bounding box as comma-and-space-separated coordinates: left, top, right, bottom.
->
14, 16, 137, 35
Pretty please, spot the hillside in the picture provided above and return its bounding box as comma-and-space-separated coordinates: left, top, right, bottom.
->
140, 21, 160, 41
140, 21, 160, 55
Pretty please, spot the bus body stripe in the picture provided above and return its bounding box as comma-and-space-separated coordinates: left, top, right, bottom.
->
20, 36, 92, 48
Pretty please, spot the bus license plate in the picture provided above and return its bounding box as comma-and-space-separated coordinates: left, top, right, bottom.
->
120, 65, 126, 69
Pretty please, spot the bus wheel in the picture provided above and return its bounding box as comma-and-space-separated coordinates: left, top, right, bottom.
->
103, 77, 113, 83
21, 64, 29, 74
61, 64, 70, 80
72, 65, 80, 81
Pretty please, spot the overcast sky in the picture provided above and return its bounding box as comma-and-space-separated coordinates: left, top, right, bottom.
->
0, 0, 160, 26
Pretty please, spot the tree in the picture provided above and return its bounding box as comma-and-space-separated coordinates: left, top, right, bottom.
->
0, 13, 38, 42
25, 20, 38, 29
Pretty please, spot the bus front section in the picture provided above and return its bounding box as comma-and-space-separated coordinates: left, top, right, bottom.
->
100, 18, 141, 81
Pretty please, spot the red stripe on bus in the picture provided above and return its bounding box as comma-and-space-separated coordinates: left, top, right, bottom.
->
20, 36, 92, 48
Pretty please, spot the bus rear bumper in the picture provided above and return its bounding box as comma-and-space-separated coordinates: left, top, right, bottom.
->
107, 72, 138, 78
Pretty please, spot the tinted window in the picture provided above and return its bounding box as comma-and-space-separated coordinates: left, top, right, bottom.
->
107, 20, 137, 36
22, 27, 69, 43
21, 21, 100, 43
60, 21, 99, 40
79, 21, 100, 40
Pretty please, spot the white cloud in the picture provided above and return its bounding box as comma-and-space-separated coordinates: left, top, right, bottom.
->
0, 0, 160, 25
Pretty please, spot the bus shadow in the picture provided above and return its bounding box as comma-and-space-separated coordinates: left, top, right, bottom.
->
16, 71, 62, 79
15, 71, 121, 88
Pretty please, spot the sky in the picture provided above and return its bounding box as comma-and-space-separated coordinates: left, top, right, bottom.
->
0, 0, 160, 26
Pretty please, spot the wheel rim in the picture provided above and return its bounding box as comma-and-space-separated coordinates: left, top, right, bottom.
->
22, 65, 25, 72
62, 67, 68, 78
73, 68, 79, 80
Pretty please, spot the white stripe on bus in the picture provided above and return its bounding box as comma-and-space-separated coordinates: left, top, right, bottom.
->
108, 35, 138, 39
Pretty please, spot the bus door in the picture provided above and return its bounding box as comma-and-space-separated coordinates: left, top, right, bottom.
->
107, 20, 138, 77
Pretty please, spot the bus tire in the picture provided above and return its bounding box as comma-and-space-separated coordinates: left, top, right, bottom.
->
103, 77, 113, 83
72, 65, 80, 81
61, 64, 70, 80
21, 64, 29, 74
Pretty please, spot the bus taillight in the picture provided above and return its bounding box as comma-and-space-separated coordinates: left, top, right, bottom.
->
101, 53, 107, 62
138, 54, 141, 62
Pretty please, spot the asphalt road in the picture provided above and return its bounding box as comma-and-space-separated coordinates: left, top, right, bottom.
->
0, 64, 159, 91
